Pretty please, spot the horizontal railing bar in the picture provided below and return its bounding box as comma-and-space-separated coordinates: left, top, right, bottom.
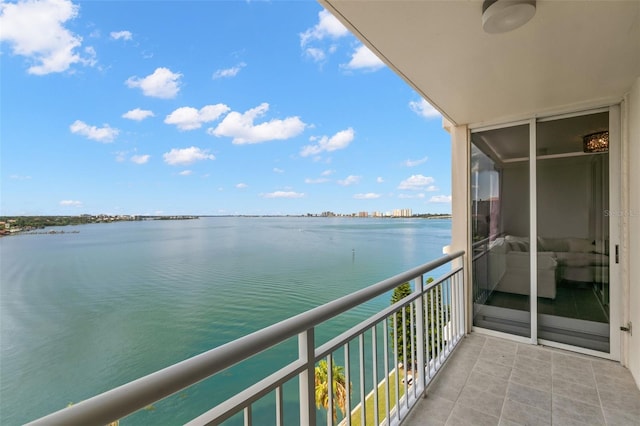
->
186, 359, 306, 426
424, 266, 462, 292
27, 251, 463, 426
316, 290, 418, 360
316, 266, 463, 360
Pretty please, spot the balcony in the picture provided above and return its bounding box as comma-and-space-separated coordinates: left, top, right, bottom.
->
404, 334, 640, 426
26, 250, 639, 425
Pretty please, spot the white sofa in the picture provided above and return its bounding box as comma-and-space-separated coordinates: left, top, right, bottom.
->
484, 235, 610, 300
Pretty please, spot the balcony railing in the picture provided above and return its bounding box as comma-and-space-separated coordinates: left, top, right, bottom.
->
27, 251, 465, 426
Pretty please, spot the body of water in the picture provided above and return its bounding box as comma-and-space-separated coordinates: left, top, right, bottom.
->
0, 217, 451, 425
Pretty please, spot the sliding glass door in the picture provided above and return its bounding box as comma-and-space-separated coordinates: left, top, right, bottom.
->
470, 110, 615, 354
536, 112, 610, 352
471, 123, 531, 338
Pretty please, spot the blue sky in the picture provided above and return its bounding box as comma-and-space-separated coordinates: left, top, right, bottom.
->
0, 0, 451, 216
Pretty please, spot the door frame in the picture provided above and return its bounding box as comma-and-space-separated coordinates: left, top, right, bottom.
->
469, 105, 622, 360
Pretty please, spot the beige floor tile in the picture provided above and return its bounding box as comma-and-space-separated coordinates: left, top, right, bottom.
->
501, 398, 551, 426
498, 419, 523, 426
474, 358, 513, 380
516, 344, 552, 363
404, 334, 640, 426
552, 394, 605, 426
402, 394, 453, 426
601, 407, 640, 426
456, 386, 506, 418
551, 360, 596, 386
598, 386, 640, 417
506, 382, 550, 411
465, 370, 509, 396
509, 365, 552, 393
460, 333, 487, 348
446, 404, 500, 426
427, 368, 469, 402
480, 351, 515, 368
513, 353, 551, 375
552, 376, 600, 407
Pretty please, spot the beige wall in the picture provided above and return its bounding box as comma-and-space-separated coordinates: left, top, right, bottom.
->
625, 76, 640, 386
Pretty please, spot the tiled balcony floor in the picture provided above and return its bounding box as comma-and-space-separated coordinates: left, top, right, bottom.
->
403, 333, 640, 426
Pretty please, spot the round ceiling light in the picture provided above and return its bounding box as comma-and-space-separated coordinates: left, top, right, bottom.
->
482, 0, 536, 34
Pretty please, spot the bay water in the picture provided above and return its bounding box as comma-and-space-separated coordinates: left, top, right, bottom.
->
0, 217, 451, 425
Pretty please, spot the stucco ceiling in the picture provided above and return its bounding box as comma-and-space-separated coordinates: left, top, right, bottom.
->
321, 0, 640, 126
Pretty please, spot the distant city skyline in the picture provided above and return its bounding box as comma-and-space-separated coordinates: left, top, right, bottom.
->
1, 1, 452, 216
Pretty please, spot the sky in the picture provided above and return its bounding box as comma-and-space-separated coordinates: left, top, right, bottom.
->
0, 0, 452, 216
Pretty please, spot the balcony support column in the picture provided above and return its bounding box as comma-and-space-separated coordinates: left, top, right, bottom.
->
299, 328, 316, 426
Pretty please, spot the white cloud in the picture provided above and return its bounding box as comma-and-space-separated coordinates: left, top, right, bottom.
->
262, 191, 304, 199
273, 167, 284, 174
398, 174, 435, 190
130, 154, 150, 164
300, 10, 349, 64
342, 45, 385, 71
426, 185, 438, 192
321, 169, 335, 176
300, 9, 348, 47
212, 62, 246, 79
165, 104, 230, 131
178, 170, 192, 176
126, 67, 182, 99
404, 156, 428, 167
409, 99, 441, 119
110, 30, 132, 41
122, 108, 154, 121
304, 47, 326, 62
9, 174, 31, 180
337, 175, 361, 186
305, 178, 329, 184
0, 0, 94, 75
300, 128, 354, 157
430, 195, 452, 203
376, 177, 384, 183
398, 193, 426, 199
70, 120, 119, 143
209, 103, 305, 144
235, 183, 248, 189
59, 199, 82, 207
163, 147, 215, 165
354, 193, 381, 199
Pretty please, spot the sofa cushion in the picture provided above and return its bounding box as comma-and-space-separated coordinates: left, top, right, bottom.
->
506, 251, 557, 269
505, 235, 529, 252
567, 238, 596, 253
538, 237, 569, 252
555, 252, 609, 267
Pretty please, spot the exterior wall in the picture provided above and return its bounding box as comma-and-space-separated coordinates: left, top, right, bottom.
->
626, 76, 640, 386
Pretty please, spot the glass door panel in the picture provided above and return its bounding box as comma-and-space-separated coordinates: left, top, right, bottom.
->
471, 124, 530, 338
536, 112, 610, 352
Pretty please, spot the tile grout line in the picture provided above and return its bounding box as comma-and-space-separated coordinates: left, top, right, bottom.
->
591, 359, 608, 426
444, 337, 486, 426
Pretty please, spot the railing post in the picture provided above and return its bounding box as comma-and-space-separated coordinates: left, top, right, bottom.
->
414, 276, 426, 395
299, 328, 316, 426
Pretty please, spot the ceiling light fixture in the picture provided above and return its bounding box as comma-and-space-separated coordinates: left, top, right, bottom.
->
482, 0, 536, 34
583, 131, 609, 153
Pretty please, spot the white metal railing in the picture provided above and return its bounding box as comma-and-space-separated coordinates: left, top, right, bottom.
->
27, 251, 465, 426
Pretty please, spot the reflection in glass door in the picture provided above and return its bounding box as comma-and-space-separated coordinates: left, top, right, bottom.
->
471, 124, 531, 338
536, 112, 610, 352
